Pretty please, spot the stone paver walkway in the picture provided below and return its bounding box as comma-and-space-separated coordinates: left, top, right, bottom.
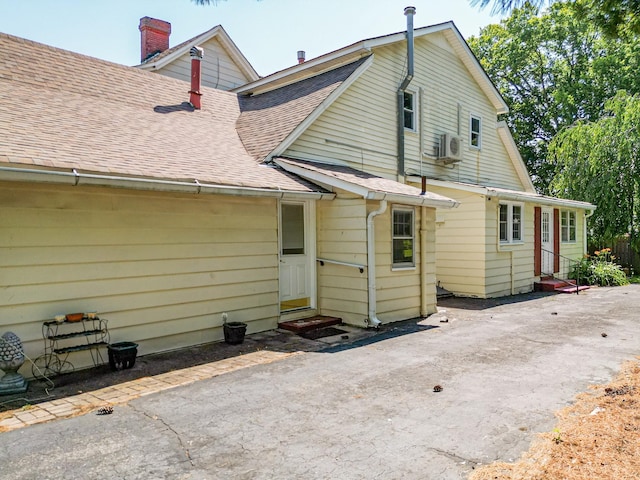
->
0, 350, 300, 432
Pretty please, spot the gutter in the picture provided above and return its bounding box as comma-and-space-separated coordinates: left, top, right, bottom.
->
366, 200, 388, 328
274, 158, 458, 209
0, 166, 335, 200
486, 188, 596, 211
415, 177, 596, 211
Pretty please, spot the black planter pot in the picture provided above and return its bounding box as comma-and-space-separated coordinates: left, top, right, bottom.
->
223, 322, 247, 345
108, 342, 138, 371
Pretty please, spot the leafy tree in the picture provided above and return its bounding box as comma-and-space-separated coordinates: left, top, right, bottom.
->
549, 91, 640, 247
468, 2, 640, 191
470, 0, 640, 35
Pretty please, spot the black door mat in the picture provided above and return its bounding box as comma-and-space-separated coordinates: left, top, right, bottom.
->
300, 327, 349, 340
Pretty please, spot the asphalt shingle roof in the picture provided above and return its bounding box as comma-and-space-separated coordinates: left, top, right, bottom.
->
0, 33, 320, 193
236, 58, 369, 160
278, 158, 457, 205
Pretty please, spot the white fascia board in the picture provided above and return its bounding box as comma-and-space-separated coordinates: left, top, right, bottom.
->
274, 159, 371, 197
138, 26, 223, 70
233, 23, 453, 96
441, 27, 509, 115
233, 45, 371, 95
418, 177, 595, 211
487, 188, 596, 211
266, 55, 374, 161
138, 26, 259, 81
0, 166, 333, 200
496, 121, 536, 193
275, 160, 458, 209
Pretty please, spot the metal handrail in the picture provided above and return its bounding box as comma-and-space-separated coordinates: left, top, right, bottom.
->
540, 248, 581, 294
316, 257, 366, 274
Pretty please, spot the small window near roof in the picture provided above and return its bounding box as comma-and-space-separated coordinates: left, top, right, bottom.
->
392, 208, 415, 267
403, 91, 416, 131
470, 115, 481, 149
499, 202, 523, 243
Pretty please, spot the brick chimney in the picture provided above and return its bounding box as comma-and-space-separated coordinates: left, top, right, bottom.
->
139, 17, 171, 62
297, 50, 305, 64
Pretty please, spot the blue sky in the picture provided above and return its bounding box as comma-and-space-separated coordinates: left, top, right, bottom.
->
0, 0, 504, 76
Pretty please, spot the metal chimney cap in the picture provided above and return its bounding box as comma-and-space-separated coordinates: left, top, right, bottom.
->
190, 46, 204, 59
404, 6, 416, 15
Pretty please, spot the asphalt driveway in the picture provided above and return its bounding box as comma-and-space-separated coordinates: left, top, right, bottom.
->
2, 285, 639, 479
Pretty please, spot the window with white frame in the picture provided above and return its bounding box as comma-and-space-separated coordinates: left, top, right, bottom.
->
470, 115, 481, 149
392, 208, 415, 267
499, 203, 523, 243
403, 91, 416, 131
561, 210, 577, 242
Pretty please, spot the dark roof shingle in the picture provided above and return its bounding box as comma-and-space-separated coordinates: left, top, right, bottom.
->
236, 57, 369, 160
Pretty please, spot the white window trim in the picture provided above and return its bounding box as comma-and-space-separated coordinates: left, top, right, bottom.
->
470, 113, 482, 150
392, 207, 416, 268
403, 90, 418, 133
561, 210, 577, 243
499, 202, 524, 244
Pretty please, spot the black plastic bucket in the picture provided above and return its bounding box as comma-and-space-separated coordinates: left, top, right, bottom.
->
223, 322, 247, 345
108, 342, 138, 371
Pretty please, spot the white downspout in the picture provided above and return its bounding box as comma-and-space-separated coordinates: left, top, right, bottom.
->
420, 206, 428, 317
584, 209, 595, 255
366, 200, 388, 328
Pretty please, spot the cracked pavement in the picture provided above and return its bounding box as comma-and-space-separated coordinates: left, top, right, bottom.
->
2, 285, 639, 479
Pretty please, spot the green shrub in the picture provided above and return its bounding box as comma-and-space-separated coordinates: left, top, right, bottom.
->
569, 248, 629, 287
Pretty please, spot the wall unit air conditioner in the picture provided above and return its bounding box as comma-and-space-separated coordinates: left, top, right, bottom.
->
438, 133, 463, 164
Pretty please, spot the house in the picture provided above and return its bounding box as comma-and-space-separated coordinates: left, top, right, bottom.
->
0, 7, 593, 375
0, 14, 458, 374
225, 8, 595, 299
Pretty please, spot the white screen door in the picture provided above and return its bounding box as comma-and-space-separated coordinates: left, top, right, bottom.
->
279, 202, 314, 312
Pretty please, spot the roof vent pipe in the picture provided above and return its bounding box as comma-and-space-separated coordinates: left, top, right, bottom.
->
297, 50, 306, 64
397, 6, 416, 179
189, 46, 204, 109
400, 6, 416, 90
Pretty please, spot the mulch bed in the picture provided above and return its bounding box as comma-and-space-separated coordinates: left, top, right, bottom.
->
470, 359, 640, 480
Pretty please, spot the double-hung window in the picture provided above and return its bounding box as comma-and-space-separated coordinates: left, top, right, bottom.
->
561, 210, 576, 243
470, 114, 481, 149
392, 208, 415, 267
499, 203, 523, 243
403, 91, 416, 131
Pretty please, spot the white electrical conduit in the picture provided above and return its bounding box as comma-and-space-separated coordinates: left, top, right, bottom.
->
366, 200, 387, 328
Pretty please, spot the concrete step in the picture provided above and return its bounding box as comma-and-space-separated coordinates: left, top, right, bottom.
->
278, 315, 343, 334
534, 278, 590, 294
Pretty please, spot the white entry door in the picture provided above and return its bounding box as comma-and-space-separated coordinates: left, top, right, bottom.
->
541, 207, 554, 274
279, 201, 315, 312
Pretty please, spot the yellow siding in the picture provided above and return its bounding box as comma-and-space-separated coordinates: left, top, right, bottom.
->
484, 201, 535, 297
316, 193, 368, 325
428, 186, 487, 297
0, 183, 279, 373
154, 37, 251, 91
285, 33, 526, 191
372, 202, 424, 323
